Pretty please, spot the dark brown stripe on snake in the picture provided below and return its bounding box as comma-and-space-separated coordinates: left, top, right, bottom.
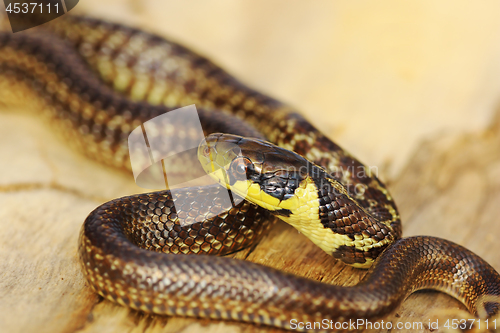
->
1, 14, 499, 331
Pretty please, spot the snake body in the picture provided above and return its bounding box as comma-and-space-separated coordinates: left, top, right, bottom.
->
1, 14, 500, 331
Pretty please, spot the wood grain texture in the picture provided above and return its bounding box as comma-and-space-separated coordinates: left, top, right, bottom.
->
2, 1, 500, 332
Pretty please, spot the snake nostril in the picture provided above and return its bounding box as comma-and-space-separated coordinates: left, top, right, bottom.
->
203, 146, 211, 157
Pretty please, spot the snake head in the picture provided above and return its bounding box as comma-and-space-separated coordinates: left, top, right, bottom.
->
198, 133, 312, 212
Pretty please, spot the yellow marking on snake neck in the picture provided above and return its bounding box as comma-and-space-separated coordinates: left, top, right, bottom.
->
225, 174, 385, 268
221, 175, 355, 258
275, 178, 355, 257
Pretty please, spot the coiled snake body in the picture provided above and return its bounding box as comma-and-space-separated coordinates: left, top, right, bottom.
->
1, 14, 500, 331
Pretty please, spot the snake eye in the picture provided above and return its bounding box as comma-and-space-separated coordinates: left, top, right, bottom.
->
229, 157, 252, 181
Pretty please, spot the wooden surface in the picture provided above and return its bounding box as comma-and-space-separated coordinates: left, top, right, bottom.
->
2, 1, 500, 332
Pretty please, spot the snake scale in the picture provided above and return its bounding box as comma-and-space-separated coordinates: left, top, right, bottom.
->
1, 14, 500, 332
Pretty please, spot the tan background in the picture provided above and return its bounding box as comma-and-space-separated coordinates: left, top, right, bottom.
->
2, 1, 500, 332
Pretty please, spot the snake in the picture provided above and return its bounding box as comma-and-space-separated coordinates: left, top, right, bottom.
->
1, 14, 500, 332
